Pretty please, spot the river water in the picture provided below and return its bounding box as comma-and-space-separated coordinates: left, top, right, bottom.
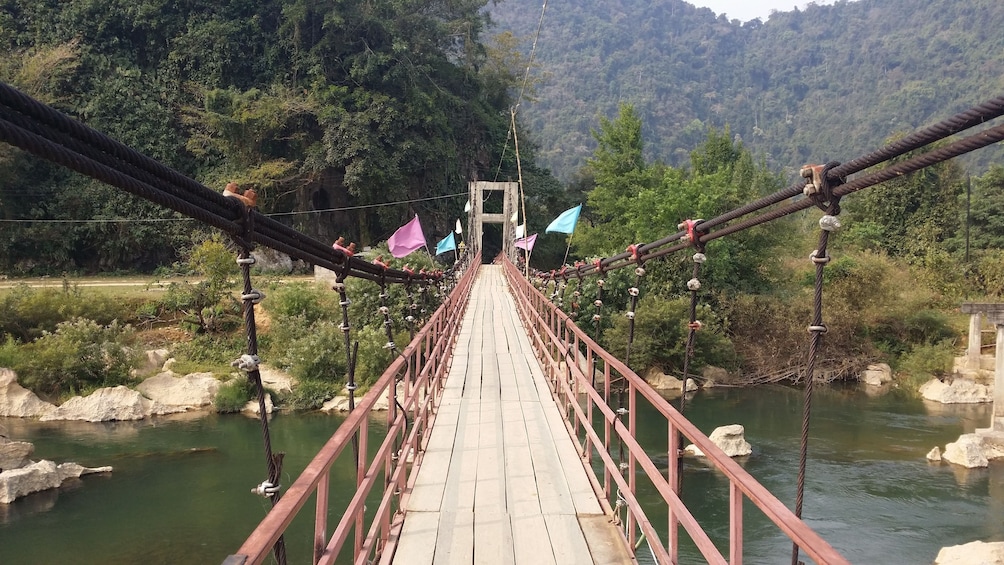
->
1, 385, 1001, 564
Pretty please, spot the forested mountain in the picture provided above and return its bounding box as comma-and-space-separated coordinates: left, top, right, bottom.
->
491, 0, 1004, 179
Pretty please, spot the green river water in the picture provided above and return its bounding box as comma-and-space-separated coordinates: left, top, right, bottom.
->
1, 385, 1001, 564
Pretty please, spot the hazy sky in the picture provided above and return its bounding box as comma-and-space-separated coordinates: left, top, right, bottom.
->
689, 1, 843, 22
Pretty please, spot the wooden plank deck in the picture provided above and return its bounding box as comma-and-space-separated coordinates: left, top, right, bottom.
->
393, 266, 632, 565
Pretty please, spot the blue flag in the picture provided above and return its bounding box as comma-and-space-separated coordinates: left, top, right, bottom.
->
545, 204, 582, 234
435, 232, 456, 255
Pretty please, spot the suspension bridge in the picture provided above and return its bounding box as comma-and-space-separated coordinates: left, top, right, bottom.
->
3, 80, 1004, 564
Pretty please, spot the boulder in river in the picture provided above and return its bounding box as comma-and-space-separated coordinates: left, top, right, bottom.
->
684, 424, 753, 457
934, 540, 1004, 565
40, 386, 157, 422
137, 372, 220, 408
0, 459, 112, 504
0, 368, 56, 418
920, 378, 992, 404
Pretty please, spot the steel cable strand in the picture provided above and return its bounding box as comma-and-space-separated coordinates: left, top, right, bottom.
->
232, 217, 288, 565
0, 118, 244, 235
698, 120, 1004, 245
0, 81, 239, 213
0, 105, 234, 219
790, 168, 843, 565
700, 91, 1004, 234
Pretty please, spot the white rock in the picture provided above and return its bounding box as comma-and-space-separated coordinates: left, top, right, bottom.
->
646, 370, 699, 391
0, 460, 61, 503
253, 248, 293, 274
920, 378, 992, 404
56, 462, 112, 482
162, 358, 177, 372
684, 424, 752, 457
926, 446, 942, 462
242, 393, 274, 415
934, 540, 1004, 565
142, 349, 170, 373
40, 386, 155, 422
258, 366, 294, 393
861, 363, 892, 386
321, 396, 350, 412
943, 434, 989, 468
0, 439, 34, 470
137, 372, 220, 408
0, 368, 56, 418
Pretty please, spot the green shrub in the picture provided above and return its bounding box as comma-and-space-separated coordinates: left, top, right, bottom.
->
283, 378, 340, 410
898, 340, 955, 391
214, 379, 254, 413
171, 333, 247, 376
268, 283, 339, 327
11, 318, 137, 398
601, 296, 736, 376
0, 284, 139, 342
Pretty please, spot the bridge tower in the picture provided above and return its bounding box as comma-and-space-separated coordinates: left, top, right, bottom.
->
468, 181, 519, 262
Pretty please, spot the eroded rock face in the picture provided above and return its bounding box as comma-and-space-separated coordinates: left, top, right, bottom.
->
645, 370, 699, 392
0, 368, 56, 418
137, 372, 220, 408
40, 386, 155, 422
684, 424, 753, 457
934, 540, 1004, 565
943, 434, 989, 468
242, 393, 274, 415
0, 460, 61, 503
920, 378, 992, 404
0, 459, 112, 504
861, 363, 893, 386
0, 439, 34, 471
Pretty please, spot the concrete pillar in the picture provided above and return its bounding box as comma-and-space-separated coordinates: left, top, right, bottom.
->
995, 325, 1004, 431
967, 312, 983, 369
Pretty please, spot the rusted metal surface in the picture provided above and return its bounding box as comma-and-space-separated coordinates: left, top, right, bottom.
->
502, 258, 850, 565
226, 255, 480, 565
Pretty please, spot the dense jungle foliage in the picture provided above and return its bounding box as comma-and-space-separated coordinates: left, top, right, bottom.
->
0, 0, 573, 274
491, 0, 1004, 180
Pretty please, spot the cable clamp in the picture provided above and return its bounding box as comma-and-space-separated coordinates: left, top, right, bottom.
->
236, 256, 256, 266
635, 266, 646, 277
678, 219, 706, 248
332, 282, 346, 292
625, 311, 635, 320
379, 306, 390, 315
339, 323, 350, 332
687, 278, 702, 291
332, 237, 356, 257
251, 480, 280, 497
592, 314, 602, 322
241, 289, 264, 304
406, 315, 415, 323
231, 354, 260, 372
346, 383, 358, 392
693, 252, 707, 264
616, 407, 628, 416
628, 287, 639, 297
810, 250, 831, 265
339, 299, 351, 307
688, 320, 703, 331
384, 341, 396, 350
808, 324, 828, 334
594, 299, 603, 308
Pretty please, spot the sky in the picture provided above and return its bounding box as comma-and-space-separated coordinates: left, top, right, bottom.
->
689, 0, 844, 22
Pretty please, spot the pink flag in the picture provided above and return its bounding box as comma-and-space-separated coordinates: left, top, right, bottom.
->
515, 233, 537, 252
388, 215, 427, 258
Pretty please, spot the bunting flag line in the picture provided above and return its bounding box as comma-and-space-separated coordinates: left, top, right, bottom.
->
388, 215, 427, 258
515, 223, 525, 239
435, 232, 457, 255
510, 210, 518, 223
455, 219, 463, 234
545, 204, 582, 234
464, 200, 472, 213
515, 233, 537, 252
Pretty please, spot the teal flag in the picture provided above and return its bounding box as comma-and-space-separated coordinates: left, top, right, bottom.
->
435, 232, 456, 255
545, 204, 582, 234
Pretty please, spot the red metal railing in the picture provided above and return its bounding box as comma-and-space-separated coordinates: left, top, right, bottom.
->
502, 258, 850, 565
225, 254, 480, 565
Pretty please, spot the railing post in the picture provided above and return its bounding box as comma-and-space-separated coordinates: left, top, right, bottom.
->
668, 419, 679, 562
730, 482, 743, 565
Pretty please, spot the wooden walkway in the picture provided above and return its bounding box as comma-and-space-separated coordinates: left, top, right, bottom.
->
393, 266, 632, 565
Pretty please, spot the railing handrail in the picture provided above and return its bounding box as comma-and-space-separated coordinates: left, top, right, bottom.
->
502, 257, 850, 565
227, 254, 481, 565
